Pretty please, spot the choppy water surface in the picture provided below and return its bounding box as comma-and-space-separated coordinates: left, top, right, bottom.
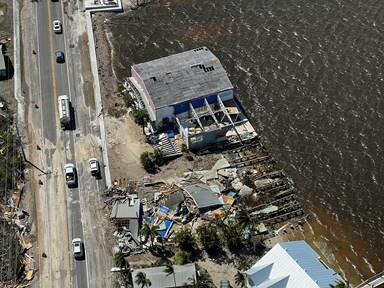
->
108, 0, 384, 281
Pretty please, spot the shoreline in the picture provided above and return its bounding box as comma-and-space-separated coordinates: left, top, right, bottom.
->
90, 9, 381, 287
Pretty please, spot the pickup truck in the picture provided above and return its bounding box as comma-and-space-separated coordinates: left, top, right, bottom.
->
64, 163, 77, 187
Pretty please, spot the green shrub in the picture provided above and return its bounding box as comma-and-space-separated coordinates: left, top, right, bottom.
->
123, 94, 136, 108
153, 149, 164, 166
140, 151, 156, 173
174, 227, 195, 252
174, 251, 191, 265
196, 224, 221, 254
132, 108, 149, 126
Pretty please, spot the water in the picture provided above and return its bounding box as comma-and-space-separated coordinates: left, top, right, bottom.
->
107, 0, 384, 281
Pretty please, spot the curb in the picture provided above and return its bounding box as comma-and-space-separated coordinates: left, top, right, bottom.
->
85, 11, 112, 188
13, 0, 24, 127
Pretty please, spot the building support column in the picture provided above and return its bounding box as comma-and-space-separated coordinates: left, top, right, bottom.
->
189, 103, 204, 131
218, 95, 243, 144
204, 98, 220, 127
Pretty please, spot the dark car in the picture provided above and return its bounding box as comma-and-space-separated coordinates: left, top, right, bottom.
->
55, 50, 65, 63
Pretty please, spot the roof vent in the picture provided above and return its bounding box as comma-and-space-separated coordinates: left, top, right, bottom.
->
193, 47, 204, 52
150, 76, 157, 82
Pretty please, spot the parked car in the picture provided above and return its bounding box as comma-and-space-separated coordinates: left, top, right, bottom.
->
64, 163, 77, 187
55, 50, 65, 63
71, 238, 85, 260
88, 158, 100, 177
52, 20, 62, 34
220, 280, 231, 288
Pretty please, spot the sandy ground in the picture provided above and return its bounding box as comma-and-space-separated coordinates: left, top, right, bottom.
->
106, 113, 151, 180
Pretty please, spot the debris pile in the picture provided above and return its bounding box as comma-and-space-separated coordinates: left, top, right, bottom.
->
0, 182, 35, 285
104, 139, 306, 265
0, 102, 35, 286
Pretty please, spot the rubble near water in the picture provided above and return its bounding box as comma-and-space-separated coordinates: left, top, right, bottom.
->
104, 137, 306, 273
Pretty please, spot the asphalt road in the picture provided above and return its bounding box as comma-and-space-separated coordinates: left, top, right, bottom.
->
29, 0, 110, 287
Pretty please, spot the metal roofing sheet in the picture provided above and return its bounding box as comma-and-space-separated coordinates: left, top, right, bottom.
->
246, 240, 342, 288
111, 199, 140, 219
132, 263, 196, 288
182, 183, 223, 209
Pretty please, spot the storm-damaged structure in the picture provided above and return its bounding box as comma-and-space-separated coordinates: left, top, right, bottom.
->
126, 47, 257, 151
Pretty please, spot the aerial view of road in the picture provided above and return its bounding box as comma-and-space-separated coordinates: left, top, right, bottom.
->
18, 0, 112, 287
2, 0, 381, 287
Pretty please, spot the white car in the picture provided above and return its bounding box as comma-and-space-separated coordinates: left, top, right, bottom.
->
52, 20, 62, 34
64, 163, 77, 187
71, 238, 85, 260
88, 158, 100, 176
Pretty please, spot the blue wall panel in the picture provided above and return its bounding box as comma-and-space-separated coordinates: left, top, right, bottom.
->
173, 92, 223, 115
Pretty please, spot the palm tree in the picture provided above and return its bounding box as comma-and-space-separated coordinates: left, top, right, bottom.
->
236, 206, 253, 229
235, 270, 246, 288
113, 252, 127, 269
237, 259, 250, 271
135, 271, 152, 288
141, 224, 159, 247
164, 263, 176, 286
330, 280, 348, 288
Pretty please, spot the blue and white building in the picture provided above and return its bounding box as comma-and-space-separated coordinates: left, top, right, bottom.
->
245, 240, 344, 288
129, 47, 256, 150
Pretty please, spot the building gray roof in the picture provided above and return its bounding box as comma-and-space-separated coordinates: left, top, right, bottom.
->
132, 47, 233, 109
111, 196, 140, 219
245, 240, 342, 288
182, 183, 223, 210
132, 263, 197, 288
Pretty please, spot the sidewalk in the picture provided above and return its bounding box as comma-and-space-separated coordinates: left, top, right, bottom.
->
85, 11, 112, 188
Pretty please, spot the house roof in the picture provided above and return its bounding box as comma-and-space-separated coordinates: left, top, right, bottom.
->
132, 47, 233, 109
245, 240, 342, 288
132, 263, 196, 288
182, 183, 223, 210
111, 196, 140, 219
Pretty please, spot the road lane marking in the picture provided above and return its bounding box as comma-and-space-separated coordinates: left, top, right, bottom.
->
47, 1, 73, 287
33, 3, 53, 286
60, 0, 73, 101
58, 2, 91, 288
60, 2, 93, 287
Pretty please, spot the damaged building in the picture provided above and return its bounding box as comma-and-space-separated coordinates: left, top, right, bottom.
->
127, 47, 257, 150
110, 194, 141, 240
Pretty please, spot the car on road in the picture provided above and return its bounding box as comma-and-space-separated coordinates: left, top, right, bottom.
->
55, 50, 65, 63
52, 20, 62, 34
220, 280, 231, 288
71, 238, 85, 260
88, 158, 100, 177
64, 163, 77, 187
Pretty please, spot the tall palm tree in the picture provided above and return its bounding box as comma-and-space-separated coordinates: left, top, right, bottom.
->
135, 271, 152, 288
235, 270, 246, 288
164, 263, 176, 286
141, 224, 159, 247
330, 280, 348, 288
